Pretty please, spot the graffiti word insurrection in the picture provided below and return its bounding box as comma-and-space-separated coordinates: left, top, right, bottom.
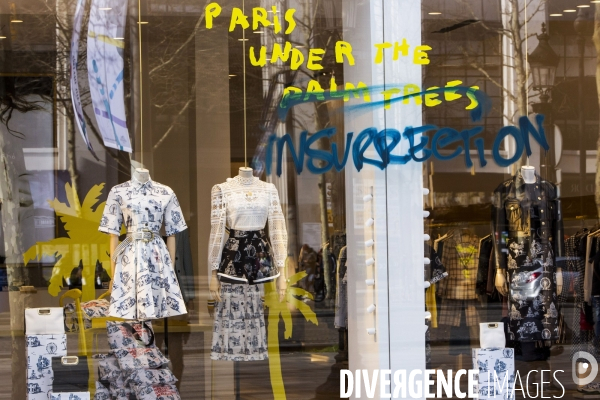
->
264, 115, 549, 176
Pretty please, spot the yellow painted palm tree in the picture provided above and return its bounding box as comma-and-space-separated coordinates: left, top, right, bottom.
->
23, 183, 114, 302
264, 271, 318, 399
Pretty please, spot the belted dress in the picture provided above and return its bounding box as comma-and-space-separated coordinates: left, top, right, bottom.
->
99, 177, 188, 320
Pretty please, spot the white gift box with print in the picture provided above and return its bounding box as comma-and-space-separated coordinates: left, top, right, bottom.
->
50, 392, 91, 400
472, 348, 515, 399
26, 334, 67, 400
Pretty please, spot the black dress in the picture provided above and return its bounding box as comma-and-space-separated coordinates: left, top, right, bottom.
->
492, 172, 564, 342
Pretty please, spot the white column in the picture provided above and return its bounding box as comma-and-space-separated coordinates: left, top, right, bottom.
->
382, 1, 427, 398
344, 0, 425, 398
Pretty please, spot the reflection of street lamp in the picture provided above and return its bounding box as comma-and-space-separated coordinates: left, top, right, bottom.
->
528, 23, 559, 104
528, 23, 560, 181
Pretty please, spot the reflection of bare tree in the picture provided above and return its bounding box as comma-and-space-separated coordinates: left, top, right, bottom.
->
255, 1, 344, 302
424, 0, 546, 171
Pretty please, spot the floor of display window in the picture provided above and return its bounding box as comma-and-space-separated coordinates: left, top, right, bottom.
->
0, 303, 594, 399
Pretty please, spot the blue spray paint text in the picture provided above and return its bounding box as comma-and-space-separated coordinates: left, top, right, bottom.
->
264, 114, 549, 176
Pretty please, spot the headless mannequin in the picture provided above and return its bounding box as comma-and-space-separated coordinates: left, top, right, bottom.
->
495, 166, 562, 296
209, 167, 287, 301
108, 168, 176, 292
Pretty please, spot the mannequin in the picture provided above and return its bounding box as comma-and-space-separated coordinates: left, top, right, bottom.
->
101, 167, 188, 319
209, 167, 287, 301
495, 165, 562, 296
109, 168, 176, 291
492, 165, 564, 347
208, 166, 288, 361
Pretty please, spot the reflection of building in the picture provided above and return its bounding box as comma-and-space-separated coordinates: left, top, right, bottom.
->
422, 0, 598, 223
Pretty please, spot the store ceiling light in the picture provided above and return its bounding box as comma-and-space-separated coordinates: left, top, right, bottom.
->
0, 36, 6, 39
254, 30, 263, 33
113, 37, 124, 40
592, 1, 600, 3
10, 19, 23, 23
238, 38, 249, 41
428, 12, 442, 15
577, 4, 590, 7
549, 13, 563, 16
564, 9, 577, 12
138, 21, 149, 24
228, 74, 236, 77
99, 7, 112, 10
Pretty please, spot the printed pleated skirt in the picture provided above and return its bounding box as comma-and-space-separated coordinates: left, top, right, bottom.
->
210, 283, 268, 361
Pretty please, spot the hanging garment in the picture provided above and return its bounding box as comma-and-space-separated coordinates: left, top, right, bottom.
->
173, 229, 195, 303
425, 244, 447, 328
438, 233, 479, 301
99, 177, 188, 320
210, 283, 267, 361
492, 172, 564, 342
476, 236, 493, 295
585, 235, 596, 303
427, 244, 447, 285
208, 176, 287, 284
335, 246, 348, 329
438, 233, 481, 328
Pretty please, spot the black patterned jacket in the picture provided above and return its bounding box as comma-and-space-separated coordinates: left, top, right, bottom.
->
491, 172, 564, 271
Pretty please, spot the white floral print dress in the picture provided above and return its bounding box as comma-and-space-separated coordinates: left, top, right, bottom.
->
99, 177, 188, 320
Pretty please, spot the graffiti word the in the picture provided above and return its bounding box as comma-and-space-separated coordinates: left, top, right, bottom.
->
265, 115, 549, 176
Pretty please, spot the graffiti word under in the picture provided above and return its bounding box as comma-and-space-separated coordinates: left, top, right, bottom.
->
265, 115, 549, 176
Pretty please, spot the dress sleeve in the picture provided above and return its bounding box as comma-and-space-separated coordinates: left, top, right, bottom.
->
550, 183, 565, 270
208, 185, 227, 270
98, 187, 123, 235
164, 191, 187, 236
267, 184, 288, 268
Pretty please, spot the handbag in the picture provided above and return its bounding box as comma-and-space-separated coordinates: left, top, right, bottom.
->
52, 356, 89, 393
25, 307, 65, 335
479, 322, 506, 349
106, 320, 154, 350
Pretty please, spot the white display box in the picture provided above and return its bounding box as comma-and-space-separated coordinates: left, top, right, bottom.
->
26, 334, 67, 400
472, 348, 515, 399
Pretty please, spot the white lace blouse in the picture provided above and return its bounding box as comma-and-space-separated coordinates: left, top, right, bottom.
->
208, 176, 288, 271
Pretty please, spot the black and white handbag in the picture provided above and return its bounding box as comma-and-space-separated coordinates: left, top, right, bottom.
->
52, 356, 89, 393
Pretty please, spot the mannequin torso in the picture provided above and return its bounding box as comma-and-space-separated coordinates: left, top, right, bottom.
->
209, 167, 287, 301
495, 165, 563, 296
107, 168, 177, 293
